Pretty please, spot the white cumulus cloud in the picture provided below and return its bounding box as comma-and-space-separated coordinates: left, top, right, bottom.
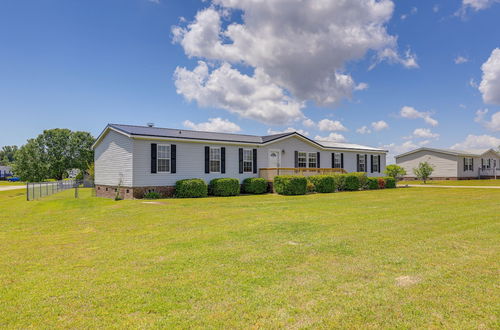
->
356, 126, 372, 134
174, 61, 304, 124
314, 133, 346, 143
479, 48, 500, 105
173, 0, 417, 123
302, 119, 316, 128
183, 117, 241, 133
451, 134, 500, 152
475, 109, 500, 131
412, 128, 440, 139
454, 56, 469, 64
371, 120, 389, 131
318, 119, 348, 132
400, 106, 439, 126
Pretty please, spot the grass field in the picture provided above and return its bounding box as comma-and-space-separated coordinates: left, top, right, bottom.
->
401, 179, 500, 186
0, 181, 24, 186
0, 188, 498, 328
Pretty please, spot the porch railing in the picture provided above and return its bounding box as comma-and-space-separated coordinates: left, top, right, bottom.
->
259, 167, 347, 181
479, 167, 499, 179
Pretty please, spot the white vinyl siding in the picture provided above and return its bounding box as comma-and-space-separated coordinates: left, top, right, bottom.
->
396, 150, 458, 178
94, 130, 133, 186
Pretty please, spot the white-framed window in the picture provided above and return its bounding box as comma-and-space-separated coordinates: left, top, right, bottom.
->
243, 149, 253, 172
334, 153, 342, 168
358, 155, 366, 172
308, 152, 317, 168
210, 147, 221, 173
372, 155, 379, 172
464, 157, 473, 171
157, 144, 171, 173
298, 152, 307, 168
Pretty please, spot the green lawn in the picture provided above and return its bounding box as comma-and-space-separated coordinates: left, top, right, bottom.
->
0, 181, 24, 186
401, 179, 500, 186
0, 188, 498, 328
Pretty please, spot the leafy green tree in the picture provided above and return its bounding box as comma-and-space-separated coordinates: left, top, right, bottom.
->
413, 162, 434, 184
384, 164, 407, 182
0, 145, 18, 165
12, 129, 94, 182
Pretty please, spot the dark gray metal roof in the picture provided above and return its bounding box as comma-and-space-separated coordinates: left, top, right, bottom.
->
110, 124, 295, 144
105, 124, 386, 152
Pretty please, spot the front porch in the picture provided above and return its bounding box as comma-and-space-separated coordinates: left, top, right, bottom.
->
259, 167, 347, 181
479, 167, 499, 179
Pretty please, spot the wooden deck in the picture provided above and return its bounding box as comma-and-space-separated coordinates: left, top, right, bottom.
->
259, 168, 347, 181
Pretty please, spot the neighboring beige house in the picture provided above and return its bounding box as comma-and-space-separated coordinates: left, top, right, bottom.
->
395, 147, 500, 180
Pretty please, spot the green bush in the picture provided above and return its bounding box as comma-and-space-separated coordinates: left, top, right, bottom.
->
334, 174, 346, 191
144, 191, 161, 199
209, 178, 240, 197
242, 178, 268, 194
175, 179, 208, 198
274, 176, 307, 195
306, 180, 315, 192
367, 177, 379, 190
385, 177, 396, 188
351, 172, 368, 189
344, 174, 361, 191
308, 175, 336, 193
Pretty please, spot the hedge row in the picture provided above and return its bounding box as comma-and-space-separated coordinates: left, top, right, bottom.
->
142, 177, 269, 199
273, 173, 397, 196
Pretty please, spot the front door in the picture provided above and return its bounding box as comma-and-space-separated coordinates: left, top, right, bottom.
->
268, 149, 281, 168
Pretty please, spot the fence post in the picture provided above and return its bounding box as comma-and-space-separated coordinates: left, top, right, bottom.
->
26, 182, 29, 201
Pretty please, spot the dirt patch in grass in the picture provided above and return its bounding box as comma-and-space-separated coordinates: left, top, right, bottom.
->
141, 201, 166, 205
395, 275, 422, 287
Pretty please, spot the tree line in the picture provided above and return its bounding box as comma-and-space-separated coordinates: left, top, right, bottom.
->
1, 129, 94, 182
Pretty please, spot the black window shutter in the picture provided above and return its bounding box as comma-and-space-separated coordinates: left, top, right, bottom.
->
221, 147, 226, 174
481, 158, 484, 168
253, 149, 257, 174
341, 153, 344, 169
464, 158, 467, 172
294, 151, 298, 168
365, 155, 368, 172
378, 155, 381, 173
171, 144, 177, 173
471, 158, 474, 170
151, 143, 157, 173
356, 154, 360, 172
370, 155, 374, 173
331, 153, 335, 168
205, 146, 210, 173
317, 152, 321, 168
238, 148, 243, 173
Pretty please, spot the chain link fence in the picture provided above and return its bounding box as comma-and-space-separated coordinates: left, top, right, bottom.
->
26, 179, 82, 201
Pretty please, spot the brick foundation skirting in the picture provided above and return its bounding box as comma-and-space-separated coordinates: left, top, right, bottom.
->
95, 185, 175, 199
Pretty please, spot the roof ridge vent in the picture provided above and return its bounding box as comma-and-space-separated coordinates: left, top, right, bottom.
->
147, 122, 154, 127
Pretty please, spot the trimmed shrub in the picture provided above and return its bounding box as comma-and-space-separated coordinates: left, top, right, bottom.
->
144, 191, 161, 199
344, 173, 361, 191
385, 177, 396, 188
274, 176, 307, 195
351, 172, 368, 190
308, 175, 336, 193
209, 178, 240, 197
367, 177, 379, 190
334, 174, 346, 191
306, 180, 315, 193
242, 178, 268, 194
377, 177, 386, 189
175, 179, 208, 198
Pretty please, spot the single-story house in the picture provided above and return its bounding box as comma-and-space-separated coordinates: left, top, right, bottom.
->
0, 165, 13, 179
395, 147, 500, 180
92, 124, 388, 199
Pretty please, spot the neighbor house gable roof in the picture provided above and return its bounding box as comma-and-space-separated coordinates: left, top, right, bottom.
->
92, 124, 387, 153
395, 147, 499, 159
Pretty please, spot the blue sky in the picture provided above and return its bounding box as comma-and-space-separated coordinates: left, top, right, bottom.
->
1, 0, 499, 161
